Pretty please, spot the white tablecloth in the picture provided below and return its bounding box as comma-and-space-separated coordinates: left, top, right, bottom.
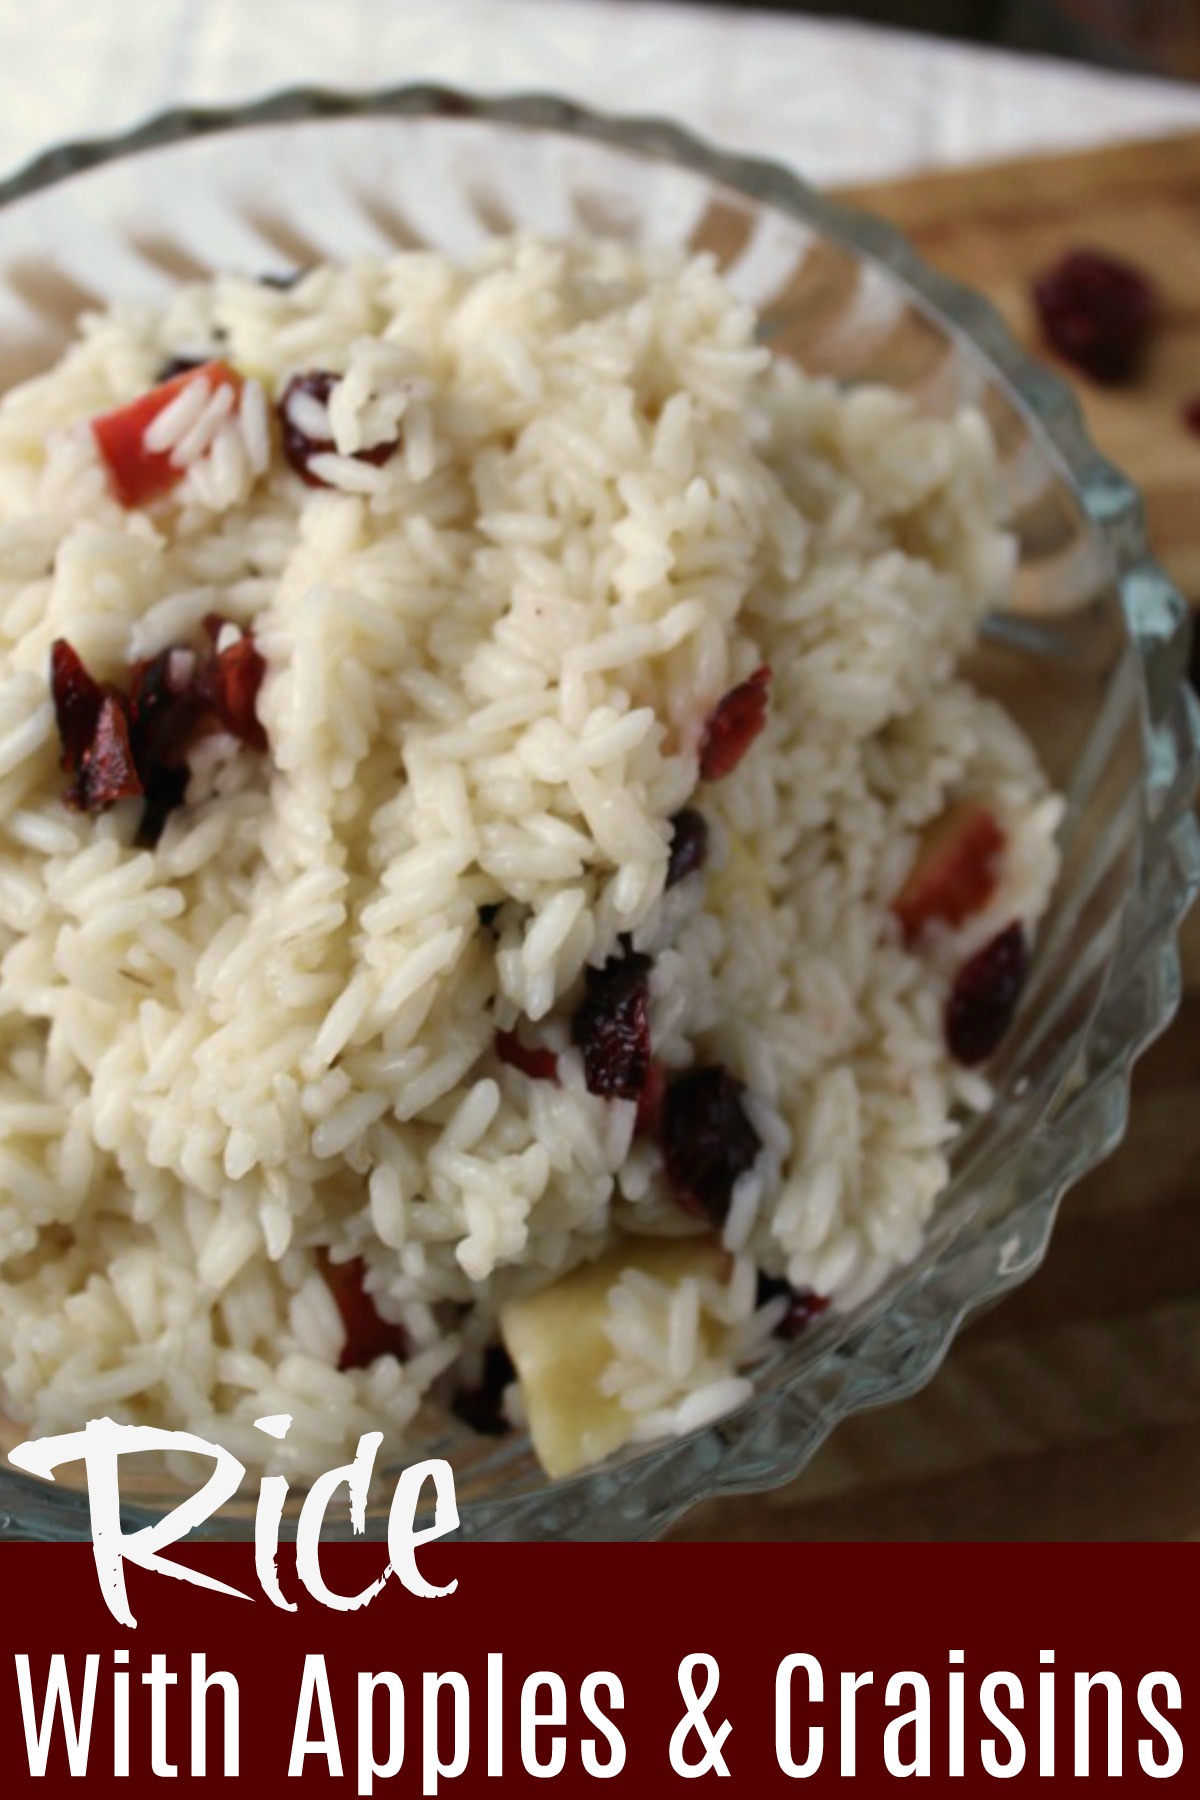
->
5, 0, 1200, 190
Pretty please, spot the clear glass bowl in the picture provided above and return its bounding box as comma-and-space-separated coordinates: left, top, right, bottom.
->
0, 87, 1196, 1542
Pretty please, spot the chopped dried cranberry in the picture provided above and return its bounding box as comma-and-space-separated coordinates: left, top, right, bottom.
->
277, 370, 399, 487
128, 623, 266, 843
51, 641, 143, 813
571, 949, 653, 1101
495, 1028, 559, 1083
125, 647, 207, 846
945, 922, 1028, 1066
199, 633, 268, 752
661, 1065, 762, 1224
666, 807, 709, 888
135, 764, 190, 851
51, 639, 104, 773
892, 800, 1005, 944
128, 644, 200, 751
635, 1059, 668, 1137
52, 622, 268, 844
451, 1344, 515, 1437
698, 665, 771, 781
1183, 397, 1200, 438
325, 1255, 408, 1371
756, 1273, 830, 1340
1032, 249, 1157, 386
72, 692, 143, 812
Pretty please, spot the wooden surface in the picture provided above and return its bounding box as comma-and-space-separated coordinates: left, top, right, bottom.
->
671, 130, 1200, 1543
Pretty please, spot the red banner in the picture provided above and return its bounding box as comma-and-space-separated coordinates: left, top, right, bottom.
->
0, 1543, 1192, 1791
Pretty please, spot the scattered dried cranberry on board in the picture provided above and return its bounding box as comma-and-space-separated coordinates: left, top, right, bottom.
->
451, 1344, 516, 1437
324, 1256, 409, 1371
1031, 249, 1157, 386
277, 370, 399, 487
661, 1065, 762, 1224
91, 359, 243, 507
665, 807, 709, 888
495, 1028, 559, 1084
892, 800, 1005, 944
945, 922, 1028, 1066
756, 1274, 830, 1340
698, 665, 771, 781
571, 950, 653, 1101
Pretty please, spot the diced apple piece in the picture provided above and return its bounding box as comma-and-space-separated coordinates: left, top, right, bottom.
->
706, 830, 771, 917
891, 798, 1004, 944
499, 1235, 728, 1481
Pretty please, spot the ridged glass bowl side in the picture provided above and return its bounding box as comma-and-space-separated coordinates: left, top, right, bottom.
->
0, 88, 1195, 1542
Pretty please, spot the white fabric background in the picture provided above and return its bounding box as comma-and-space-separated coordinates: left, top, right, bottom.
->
2, 0, 1200, 189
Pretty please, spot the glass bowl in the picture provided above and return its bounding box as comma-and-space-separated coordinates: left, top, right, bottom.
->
0, 87, 1196, 1543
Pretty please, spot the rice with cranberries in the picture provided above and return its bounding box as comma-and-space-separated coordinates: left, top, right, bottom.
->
0, 238, 1060, 1481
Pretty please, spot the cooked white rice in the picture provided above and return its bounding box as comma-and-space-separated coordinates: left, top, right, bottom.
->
0, 237, 1060, 1483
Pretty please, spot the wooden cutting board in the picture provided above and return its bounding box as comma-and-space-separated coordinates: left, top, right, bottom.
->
671, 131, 1200, 1544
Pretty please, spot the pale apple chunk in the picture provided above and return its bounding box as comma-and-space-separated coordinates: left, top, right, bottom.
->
706, 829, 771, 917
499, 1234, 729, 1480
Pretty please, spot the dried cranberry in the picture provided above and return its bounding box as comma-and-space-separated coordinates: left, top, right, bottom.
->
661, 1065, 762, 1224
127, 623, 266, 844
635, 1059, 668, 1138
51, 639, 104, 773
51, 642, 144, 814
1183, 397, 1200, 438
277, 370, 399, 487
699, 665, 771, 781
756, 1274, 830, 1340
666, 807, 709, 888
199, 633, 268, 752
946, 922, 1028, 1066
53, 623, 268, 845
125, 649, 206, 846
1032, 249, 1157, 386
451, 1344, 515, 1437
892, 800, 1005, 944
128, 644, 200, 754
135, 764, 190, 850
495, 1028, 559, 1083
325, 1255, 408, 1371
571, 949, 653, 1101
72, 692, 143, 812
